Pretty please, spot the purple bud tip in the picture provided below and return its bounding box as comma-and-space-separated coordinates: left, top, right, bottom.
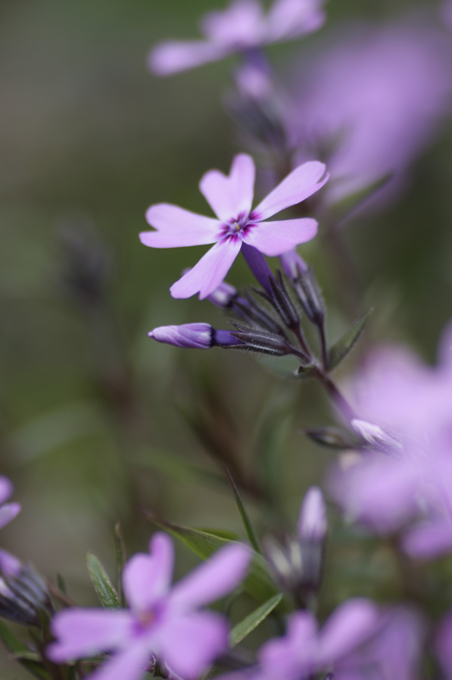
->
298, 486, 327, 543
148, 323, 213, 350
279, 249, 308, 280
351, 419, 402, 453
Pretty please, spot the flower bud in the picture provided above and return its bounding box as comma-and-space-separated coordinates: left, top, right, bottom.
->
298, 486, 328, 543
207, 281, 238, 309
0, 557, 52, 626
279, 250, 308, 279
149, 323, 214, 350
351, 419, 402, 455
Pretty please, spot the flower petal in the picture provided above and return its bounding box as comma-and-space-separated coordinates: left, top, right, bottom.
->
149, 41, 224, 76
403, 520, 452, 560
141, 204, 220, 248
259, 611, 316, 674
123, 533, 174, 612
0, 503, 21, 530
170, 542, 250, 611
170, 237, 242, 300
266, 0, 325, 43
253, 161, 328, 221
0, 477, 13, 505
242, 218, 318, 256
317, 598, 379, 664
48, 609, 133, 662
199, 154, 255, 221
158, 612, 228, 679
84, 642, 151, 680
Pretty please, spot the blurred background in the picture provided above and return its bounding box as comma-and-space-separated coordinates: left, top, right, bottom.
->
1, 0, 452, 675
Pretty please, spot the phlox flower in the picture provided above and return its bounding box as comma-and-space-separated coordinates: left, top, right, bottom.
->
0, 476, 20, 532
289, 21, 451, 205
329, 321, 452, 554
48, 532, 251, 680
218, 598, 379, 680
140, 154, 328, 299
150, 0, 325, 76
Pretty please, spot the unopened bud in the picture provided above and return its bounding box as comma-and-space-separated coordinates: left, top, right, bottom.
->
351, 419, 402, 455
281, 255, 325, 327
298, 487, 327, 543
279, 250, 308, 279
149, 323, 214, 350
0, 560, 52, 626
230, 325, 292, 356
234, 63, 272, 102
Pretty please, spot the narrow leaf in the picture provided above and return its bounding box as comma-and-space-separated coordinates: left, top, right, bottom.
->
143, 511, 278, 603
87, 553, 119, 609
0, 620, 51, 680
225, 468, 262, 555
328, 309, 373, 371
230, 593, 283, 647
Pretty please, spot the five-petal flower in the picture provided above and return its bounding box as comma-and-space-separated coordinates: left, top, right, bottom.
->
140, 154, 328, 299
48, 533, 251, 680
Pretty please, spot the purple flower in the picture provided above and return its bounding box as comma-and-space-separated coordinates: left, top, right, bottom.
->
140, 154, 328, 299
297, 486, 327, 543
218, 598, 379, 680
0, 476, 20, 532
48, 533, 251, 680
149, 0, 325, 76
289, 20, 452, 205
148, 323, 242, 349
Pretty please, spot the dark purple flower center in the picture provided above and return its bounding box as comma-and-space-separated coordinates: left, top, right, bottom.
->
219, 211, 259, 239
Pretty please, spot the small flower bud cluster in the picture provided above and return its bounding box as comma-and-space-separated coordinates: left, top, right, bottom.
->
0, 559, 51, 626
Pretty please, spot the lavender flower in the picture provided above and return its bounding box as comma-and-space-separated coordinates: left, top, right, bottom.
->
0, 476, 21, 532
48, 533, 251, 680
290, 21, 451, 205
297, 486, 327, 543
149, 0, 325, 76
218, 598, 379, 680
140, 154, 328, 299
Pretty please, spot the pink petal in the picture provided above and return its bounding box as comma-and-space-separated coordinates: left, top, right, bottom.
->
48, 609, 133, 662
123, 533, 174, 612
267, 0, 325, 43
170, 542, 250, 611
0, 549, 21, 577
0, 503, 21, 530
243, 218, 318, 256
317, 598, 379, 664
199, 154, 255, 221
158, 611, 228, 679
141, 204, 220, 248
85, 642, 151, 680
149, 42, 224, 76
170, 237, 242, 300
260, 611, 316, 672
403, 520, 452, 559
253, 161, 328, 221
0, 476, 13, 505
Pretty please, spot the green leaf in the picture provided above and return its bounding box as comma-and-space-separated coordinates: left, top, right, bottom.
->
230, 593, 283, 647
254, 398, 292, 509
0, 621, 51, 680
114, 523, 127, 608
328, 309, 373, 371
143, 511, 278, 603
87, 553, 120, 609
225, 469, 262, 555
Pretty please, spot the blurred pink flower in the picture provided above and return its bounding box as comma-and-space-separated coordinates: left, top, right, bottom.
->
140, 154, 327, 299
48, 533, 251, 680
218, 598, 379, 680
289, 21, 452, 204
0, 476, 20, 531
150, 0, 325, 76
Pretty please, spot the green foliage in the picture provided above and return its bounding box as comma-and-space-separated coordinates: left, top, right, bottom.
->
0, 621, 51, 680
230, 593, 283, 647
328, 309, 373, 371
87, 553, 120, 610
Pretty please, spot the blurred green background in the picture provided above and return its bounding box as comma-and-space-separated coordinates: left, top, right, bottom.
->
1, 0, 452, 675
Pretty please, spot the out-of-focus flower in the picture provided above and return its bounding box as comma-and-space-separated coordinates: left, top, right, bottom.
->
329, 321, 452, 546
140, 154, 327, 299
218, 598, 379, 680
0, 476, 21, 532
149, 0, 325, 76
335, 607, 424, 680
441, 0, 452, 29
48, 533, 250, 680
0, 557, 51, 627
298, 486, 327, 543
148, 323, 243, 350
289, 21, 452, 205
